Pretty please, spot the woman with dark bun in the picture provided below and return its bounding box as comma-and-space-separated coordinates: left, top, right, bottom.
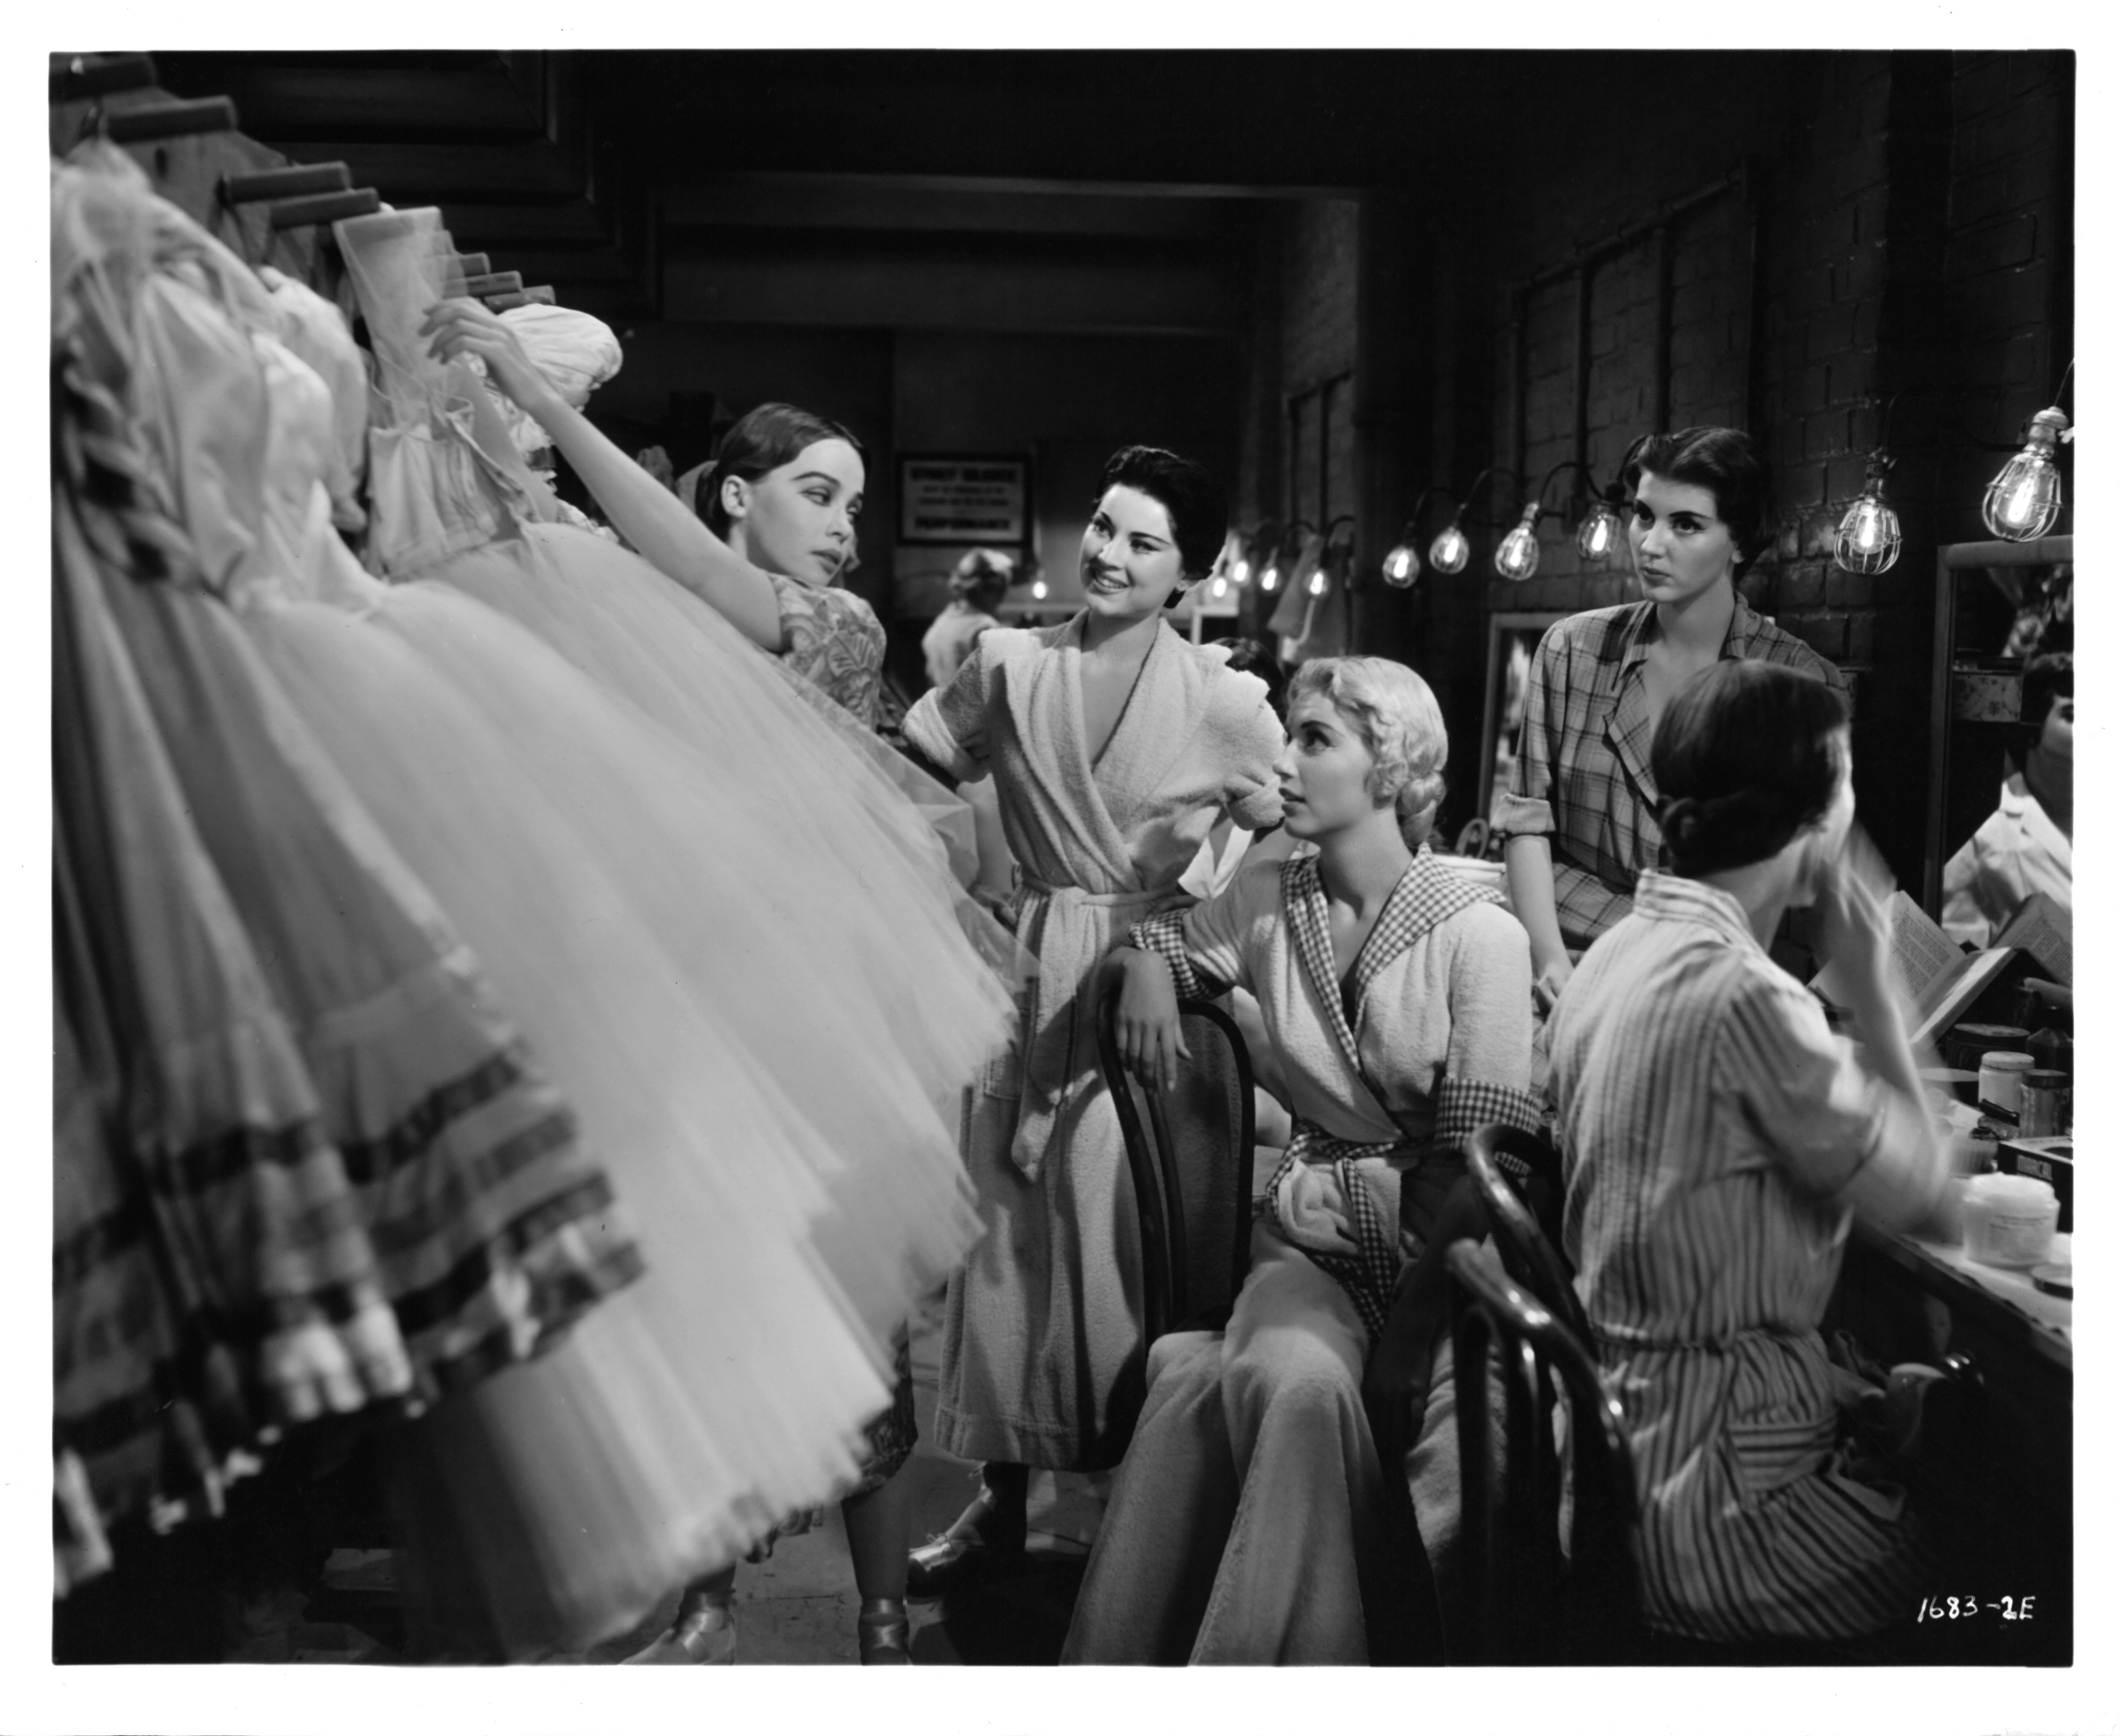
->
903, 446, 1287, 1585
1548, 659, 1958, 1648
1496, 427, 1845, 1014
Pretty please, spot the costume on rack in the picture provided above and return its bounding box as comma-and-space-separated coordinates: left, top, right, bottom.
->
52, 153, 643, 1577
1493, 597, 1845, 950
1060, 850, 1538, 1663
1939, 776, 2071, 947
904, 619, 1285, 1469
54, 154, 1012, 1653
1549, 873, 1933, 1644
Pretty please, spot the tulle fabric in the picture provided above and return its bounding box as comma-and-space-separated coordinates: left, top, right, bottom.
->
96, 181, 1007, 1648
251, 272, 998, 1356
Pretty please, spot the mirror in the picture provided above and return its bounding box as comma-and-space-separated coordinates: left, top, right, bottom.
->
1475, 611, 1566, 850
1926, 535, 2072, 914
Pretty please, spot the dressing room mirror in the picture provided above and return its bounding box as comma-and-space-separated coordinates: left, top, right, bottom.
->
1473, 611, 1565, 851
1926, 536, 2072, 914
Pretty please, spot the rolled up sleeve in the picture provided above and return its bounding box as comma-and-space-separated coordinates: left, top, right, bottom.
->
1492, 629, 1562, 841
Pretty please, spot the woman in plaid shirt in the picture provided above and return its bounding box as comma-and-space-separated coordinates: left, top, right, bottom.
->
1497, 428, 1844, 1013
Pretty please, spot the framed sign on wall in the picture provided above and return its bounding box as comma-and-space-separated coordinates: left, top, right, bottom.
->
899, 455, 1031, 545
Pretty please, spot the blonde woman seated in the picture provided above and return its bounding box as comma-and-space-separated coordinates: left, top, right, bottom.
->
1060, 657, 1539, 1665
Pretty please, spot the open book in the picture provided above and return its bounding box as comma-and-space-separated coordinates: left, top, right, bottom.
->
1813, 890, 2020, 1048
1994, 890, 2071, 987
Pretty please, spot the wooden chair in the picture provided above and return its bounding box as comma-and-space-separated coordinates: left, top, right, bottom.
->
1444, 1183, 1993, 1667
1463, 1124, 1585, 1340
1446, 1238, 1645, 1665
1095, 987, 1258, 1346
1361, 1123, 1563, 1664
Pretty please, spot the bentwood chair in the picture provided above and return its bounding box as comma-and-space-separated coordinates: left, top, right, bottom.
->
1361, 1124, 1565, 1664
1095, 988, 1258, 1349
1451, 817, 1493, 861
1463, 1125, 1583, 1339
1446, 1239, 1645, 1665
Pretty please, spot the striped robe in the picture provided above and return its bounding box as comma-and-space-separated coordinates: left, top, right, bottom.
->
1548, 872, 1934, 1643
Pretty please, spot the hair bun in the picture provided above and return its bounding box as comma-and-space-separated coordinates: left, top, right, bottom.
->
1659, 796, 1702, 840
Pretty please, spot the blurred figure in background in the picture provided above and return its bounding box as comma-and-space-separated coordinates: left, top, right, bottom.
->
924, 548, 1016, 691
1941, 651, 2071, 946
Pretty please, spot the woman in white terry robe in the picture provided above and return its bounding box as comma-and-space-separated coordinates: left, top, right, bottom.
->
901, 448, 1285, 1572
1061, 657, 1540, 1664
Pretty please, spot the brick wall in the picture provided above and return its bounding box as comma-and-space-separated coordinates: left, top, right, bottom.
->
1229, 197, 1364, 649
1410, 50, 2066, 877
1938, 52, 2074, 524
1224, 54, 2068, 876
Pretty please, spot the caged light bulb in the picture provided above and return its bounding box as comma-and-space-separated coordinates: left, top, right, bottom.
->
1982, 406, 2070, 541
1493, 505, 1542, 582
1832, 477, 1902, 575
1381, 541, 1420, 589
1575, 499, 1621, 568
1428, 522, 1471, 576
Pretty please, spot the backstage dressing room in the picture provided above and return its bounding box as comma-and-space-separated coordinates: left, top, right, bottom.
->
49, 46, 2075, 1671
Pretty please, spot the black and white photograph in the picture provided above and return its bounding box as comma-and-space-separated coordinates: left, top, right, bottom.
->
29, 16, 2110, 1735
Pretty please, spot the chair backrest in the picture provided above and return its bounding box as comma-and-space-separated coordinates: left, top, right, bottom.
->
1464, 1125, 1593, 1348
1446, 1239, 1643, 1666
1096, 987, 1257, 1343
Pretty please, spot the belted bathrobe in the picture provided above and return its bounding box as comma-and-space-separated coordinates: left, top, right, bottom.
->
903, 615, 1284, 1469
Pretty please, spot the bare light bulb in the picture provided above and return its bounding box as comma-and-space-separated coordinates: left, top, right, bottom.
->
1230, 553, 1253, 586
1494, 505, 1542, 582
1982, 406, 2069, 541
1259, 559, 1282, 593
1575, 500, 1620, 568
1210, 574, 1229, 600
1031, 579, 1048, 601
1381, 542, 1420, 589
1428, 522, 1470, 576
1833, 478, 1902, 575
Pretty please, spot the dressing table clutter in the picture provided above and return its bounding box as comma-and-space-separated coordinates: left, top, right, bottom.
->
1995, 1136, 2073, 1233
1961, 1173, 2059, 1269
1977, 1050, 2035, 1122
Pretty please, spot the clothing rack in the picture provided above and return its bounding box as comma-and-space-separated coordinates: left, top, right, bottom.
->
49, 54, 558, 309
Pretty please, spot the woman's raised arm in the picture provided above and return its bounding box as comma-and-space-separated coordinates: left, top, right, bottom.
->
421, 299, 786, 651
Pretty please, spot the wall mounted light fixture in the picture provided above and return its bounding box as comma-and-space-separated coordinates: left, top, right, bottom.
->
1307, 516, 1357, 597
1258, 520, 1314, 595
1495, 462, 1621, 583
1381, 488, 1458, 589
1430, 470, 1514, 576
1832, 394, 1909, 575
1494, 503, 1543, 582
1983, 368, 2073, 541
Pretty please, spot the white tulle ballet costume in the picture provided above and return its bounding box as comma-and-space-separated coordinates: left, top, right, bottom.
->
88, 155, 1012, 1655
